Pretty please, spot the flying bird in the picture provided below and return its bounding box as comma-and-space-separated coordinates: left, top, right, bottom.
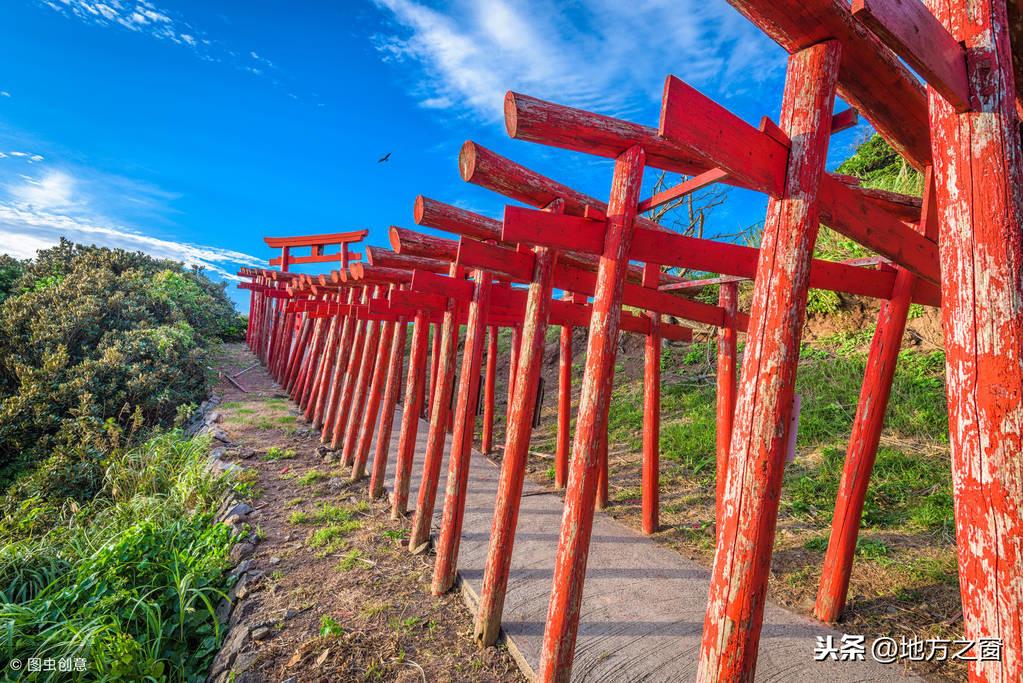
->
378, 152, 392, 163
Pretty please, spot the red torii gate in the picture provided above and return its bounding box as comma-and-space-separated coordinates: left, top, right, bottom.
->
264, 230, 367, 271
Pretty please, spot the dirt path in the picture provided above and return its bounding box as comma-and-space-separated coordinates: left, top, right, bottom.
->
209, 343, 523, 682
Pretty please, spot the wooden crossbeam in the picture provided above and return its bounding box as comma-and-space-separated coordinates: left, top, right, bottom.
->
268, 251, 362, 267
721, 0, 930, 169
264, 230, 368, 248
501, 206, 941, 306
851, 0, 971, 112
636, 168, 730, 213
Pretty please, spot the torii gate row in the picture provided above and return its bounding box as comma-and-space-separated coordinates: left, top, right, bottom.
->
377, 226, 689, 544
492, 1, 1023, 676
391, 140, 951, 651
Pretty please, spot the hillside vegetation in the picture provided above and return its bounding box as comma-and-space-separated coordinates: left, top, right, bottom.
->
0, 241, 246, 680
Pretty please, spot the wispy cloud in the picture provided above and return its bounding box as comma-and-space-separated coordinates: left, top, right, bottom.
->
41, 0, 208, 49
371, 0, 782, 122
0, 168, 264, 281
0, 91, 10, 98
37, 1, 311, 98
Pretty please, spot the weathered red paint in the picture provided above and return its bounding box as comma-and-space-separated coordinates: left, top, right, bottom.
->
323, 288, 369, 444
432, 269, 493, 594
369, 314, 408, 499
925, 2, 1023, 679
338, 297, 384, 461
715, 282, 738, 535
506, 325, 521, 429
537, 145, 645, 681
428, 322, 441, 419
815, 267, 914, 622
474, 235, 559, 645
351, 315, 395, 481
697, 40, 840, 681
555, 323, 572, 489
407, 265, 462, 550
392, 309, 431, 519
642, 313, 660, 535
320, 288, 360, 438
481, 325, 498, 454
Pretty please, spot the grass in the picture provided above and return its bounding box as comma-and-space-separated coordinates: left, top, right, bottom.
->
298, 469, 329, 486
336, 549, 365, 571
0, 431, 235, 681
262, 446, 295, 461
603, 342, 954, 583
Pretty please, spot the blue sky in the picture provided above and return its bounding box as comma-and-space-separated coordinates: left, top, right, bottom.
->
0, 0, 873, 311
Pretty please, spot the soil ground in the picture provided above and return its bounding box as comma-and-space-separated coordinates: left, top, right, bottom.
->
211, 343, 524, 682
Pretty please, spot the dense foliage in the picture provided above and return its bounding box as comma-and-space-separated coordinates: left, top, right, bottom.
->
0, 431, 236, 681
0, 239, 242, 494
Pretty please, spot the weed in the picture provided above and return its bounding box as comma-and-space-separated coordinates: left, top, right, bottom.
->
263, 446, 296, 461
336, 549, 364, 571
298, 469, 328, 486
320, 614, 345, 637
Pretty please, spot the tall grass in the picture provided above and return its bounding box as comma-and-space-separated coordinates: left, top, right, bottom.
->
0, 431, 235, 681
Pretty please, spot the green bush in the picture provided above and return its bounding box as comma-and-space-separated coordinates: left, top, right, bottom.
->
0, 431, 235, 682
0, 240, 239, 489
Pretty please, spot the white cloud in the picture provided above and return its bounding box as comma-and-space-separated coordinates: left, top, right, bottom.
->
371, 0, 782, 121
42, 0, 203, 47
0, 170, 263, 281
0, 91, 10, 98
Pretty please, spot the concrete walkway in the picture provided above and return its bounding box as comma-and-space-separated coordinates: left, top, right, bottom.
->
379, 406, 920, 682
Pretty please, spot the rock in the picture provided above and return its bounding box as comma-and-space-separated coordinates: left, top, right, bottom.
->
210, 625, 250, 676
210, 447, 227, 460
212, 460, 241, 475
226, 502, 254, 519
295, 426, 310, 436
327, 478, 345, 492
215, 597, 232, 624
283, 607, 305, 620
229, 559, 252, 578
212, 427, 231, 443
268, 556, 281, 566
232, 651, 257, 674
251, 626, 272, 641
239, 448, 257, 460
205, 411, 223, 425
229, 542, 255, 563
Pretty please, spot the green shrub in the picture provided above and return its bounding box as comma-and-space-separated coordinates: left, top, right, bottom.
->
0, 240, 239, 489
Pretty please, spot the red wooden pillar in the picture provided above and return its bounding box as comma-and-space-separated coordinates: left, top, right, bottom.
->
408, 271, 461, 550
506, 325, 522, 430
715, 281, 738, 534
296, 316, 325, 408
351, 315, 395, 480
815, 267, 914, 622
392, 309, 431, 518
369, 315, 409, 499
285, 314, 312, 394
595, 363, 613, 512
555, 323, 572, 489
305, 307, 339, 422
475, 244, 557, 645
433, 270, 494, 594
319, 288, 358, 434
925, 2, 1023, 678
697, 41, 840, 681
480, 325, 499, 454
338, 288, 383, 457
537, 145, 645, 681
324, 290, 368, 444
314, 290, 353, 428
427, 323, 441, 418
642, 314, 661, 535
